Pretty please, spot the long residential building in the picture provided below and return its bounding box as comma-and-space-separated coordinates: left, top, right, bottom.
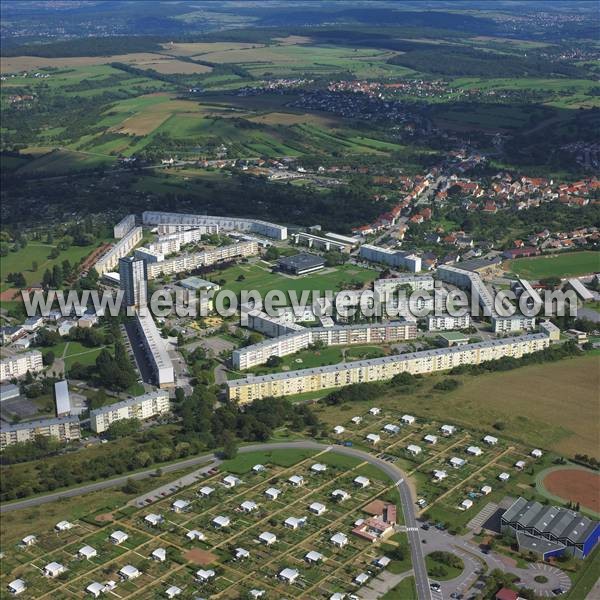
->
156, 227, 216, 250
227, 333, 550, 403
142, 211, 287, 240
436, 264, 535, 333
0, 350, 44, 382
94, 227, 143, 275
89, 391, 170, 434
233, 320, 417, 370
0, 415, 81, 449
146, 241, 258, 279
359, 244, 421, 273
113, 214, 136, 239
245, 309, 306, 337
135, 313, 175, 388
291, 232, 352, 253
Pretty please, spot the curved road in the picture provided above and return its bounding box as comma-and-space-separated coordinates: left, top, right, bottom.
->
1, 440, 431, 600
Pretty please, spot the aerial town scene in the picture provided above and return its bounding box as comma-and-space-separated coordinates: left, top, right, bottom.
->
0, 1, 599, 599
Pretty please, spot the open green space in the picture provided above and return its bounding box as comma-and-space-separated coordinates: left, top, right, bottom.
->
381, 576, 418, 600
316, 353, 600, 458
505, 251, 600, 279
425, 551, 464, 581
221, 448, 318, 473
213, 261, 377, 297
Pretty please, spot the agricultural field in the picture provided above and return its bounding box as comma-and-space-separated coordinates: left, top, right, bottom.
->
505, 251, 600, 279
212, 260, 378, 297
314, 353, 600, 459
0, 448, 408, 600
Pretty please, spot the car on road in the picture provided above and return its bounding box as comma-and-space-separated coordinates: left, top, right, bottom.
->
552, 589, 564, 596
421, 523, 430, 530
430, 583, 441, 592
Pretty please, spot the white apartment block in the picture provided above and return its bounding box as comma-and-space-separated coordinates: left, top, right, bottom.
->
136, 313, 175, 388
146, 241, 258, 279
94, 227, 143, 275
1, 415, 80, 449
89, 391, 170, 434
113, 214, 136, 239
292, 232, 351, 253
148, 237, 181, 256
233, 321, 417, 370
0, 350, 43, 382
359, 244, 421, 272
244, 309, 306, 338
227, 333, 550, 403
492, 315, 536, 333
427, 313, 471, 331
374, 275, 434, 294
157, 227, 216, 249
134, 247, 164, 263
142, 211, 287, 240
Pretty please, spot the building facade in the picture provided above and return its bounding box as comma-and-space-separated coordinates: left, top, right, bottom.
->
0, 350, 43, 382
119, 256, 148, 309
233, 321, 417, 370
227, 333, 550, 403
0, 415, 81, 449
359, 244, 421, 273
94, 227, 143, 275
113, 214, 136, 239
135, 313, 175, 388
89, 391, 170, 434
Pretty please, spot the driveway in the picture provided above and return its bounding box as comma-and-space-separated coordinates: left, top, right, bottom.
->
419, 525, 571, 597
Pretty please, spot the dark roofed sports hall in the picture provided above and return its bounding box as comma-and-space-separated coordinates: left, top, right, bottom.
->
277, 253, 326, 275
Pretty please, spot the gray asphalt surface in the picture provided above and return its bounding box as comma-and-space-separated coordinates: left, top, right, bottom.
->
0, 440, 431, 600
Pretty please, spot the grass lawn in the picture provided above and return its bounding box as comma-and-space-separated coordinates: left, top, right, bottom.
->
426, 551, 464, 581
566, 545, 600, 599
221, 448, 317, 474
381, 576, 417, 600
214, 262, 377, 297
505, 251, 600, 279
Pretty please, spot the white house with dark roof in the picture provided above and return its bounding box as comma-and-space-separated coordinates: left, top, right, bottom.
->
383, 424, 400, 435
366, 433, 381, 444
407, 444, 422, 456
222, 475, 241, 488
278, 568, 299, 584
109, 530, 128, 545
424, 434, 438, 445
288, 475, 304, 486
440, 424, 456, 436
21, 535, 36, 546
186, 529, 205, 541
401, 414, 415, 425
332, 489, 350, 502
333, 425, 345, 435
235, 547, 250, 560
144, 513, 163, 527
450, 456, 466, 468
213, 515, 231, 528
196, 569, 215, 583
330, 532, 348, 547
354, 476, 370, 488
119, 565, 140, 580
311, 463, 327, 474
55, 520, 73, 532
241, 500, 258, 513
483, 435, 498, 445
165, 585, 182, 599
44, 562, 66, 578
305, 550, 323, 563
466, 446, 482, 456
309, 502, 326, 515
172, 499, 190, 513
151, 547, 166, 562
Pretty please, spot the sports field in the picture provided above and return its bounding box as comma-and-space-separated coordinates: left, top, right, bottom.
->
505, 251, 600, 279
541, 468, 600, 514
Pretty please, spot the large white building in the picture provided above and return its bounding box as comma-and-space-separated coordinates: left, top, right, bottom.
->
119, 256, 148, 309
0, 350, 43, 382
1, 415, 81, 449
359, 244, 421, 272
113, 214, 136, 239
228, 333, 550, 403
291, 232, 352, 253
89, 391, 170, 434
233, 321, 417, 370
374, 275, 434, 294
145, 241, 258, 279
134, 247, 164, 264
427, 313, 471, 331
142, 211, 287, 240
436, 265, 535, 333
94, 227, 143, 275
135, 313, 175, 388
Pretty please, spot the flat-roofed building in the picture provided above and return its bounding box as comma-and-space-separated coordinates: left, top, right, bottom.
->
114, 214, 136, 239
540, 320, 560, 342
54, 380, 71, 416
90, 391, 170, 433
145, 241, 258, 279
0, 350, 43, 382
94, 227, 143, 275
142, 211, 287, 240
227, 334, 550, 403
427, 313, 471, 331
292, 232, 352, 253
135, 312, 174, 388
0, 415, 80, 449
232, 320, 416, 369
360, 244, 421, 272
277, 253, 325, 275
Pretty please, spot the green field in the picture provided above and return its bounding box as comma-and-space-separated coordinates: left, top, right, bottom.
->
222, 448, 318, 473
0, 241, 100, 293
214, 261, 377, 297
382, 576, 417, 599
506, 251, 600, 279
316, 353, 599, 458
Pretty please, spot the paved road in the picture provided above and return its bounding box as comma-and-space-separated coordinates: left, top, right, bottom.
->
0, 440, 431, 600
